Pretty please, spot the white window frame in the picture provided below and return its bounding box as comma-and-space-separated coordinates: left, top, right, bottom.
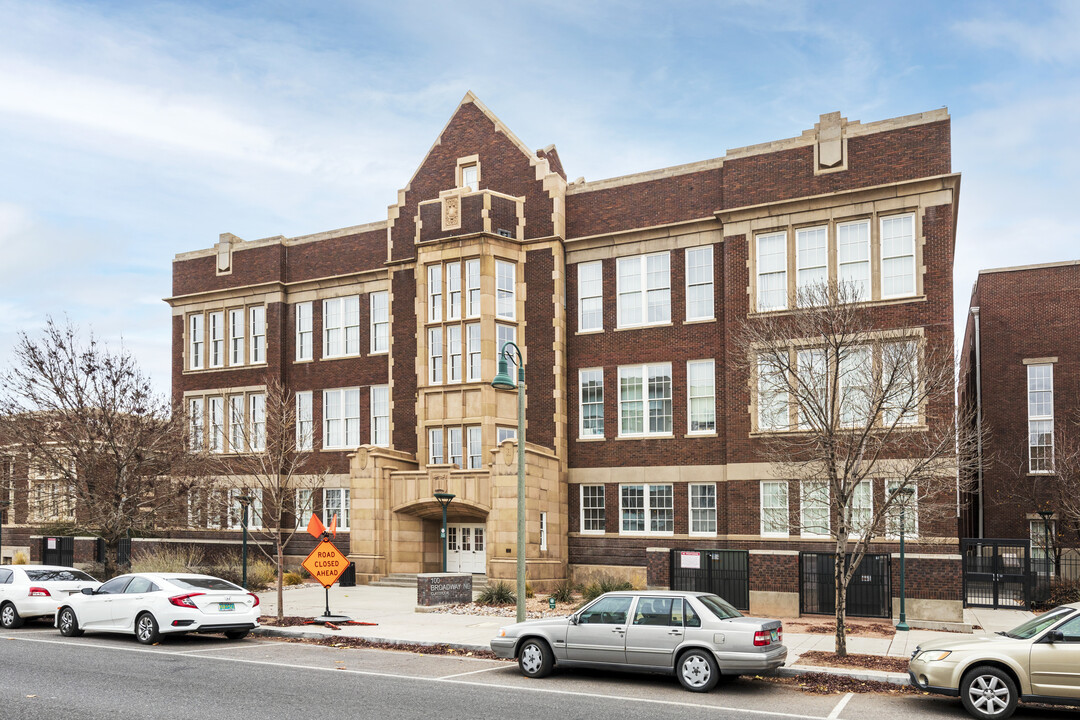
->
323, 488, 350, 530
687, 359, 716, 435
188, 397, 205, 451
616, 252, 670, 328
496, 427, 517, 444
839, 346, 873, 426
323, 388, 360, 449
496, 260, 516, 320
837, 219, 870, 302
189, 314, 204, 370
208, 311, 225, 368
848, 480, 872, 537
295, 302, 312, 361
756, 354, 789, 432
465, 259, 481, 318
496, 323, 515, 358
428, 428, 444, 465
540, 511, 548, 551
370, 292, 389, 354
229, 308, 245, 366
294, 488, 313, 528
880, 213, 917, 299
619, 483, 674, 535
578, 368, 604, 439
446, 261, 461, 321
322, 296, 360, 358
466, 425, 481, 469
760, 480, 789, 537
466, 323, 481, 382
685, 246, 714, 321
428, 327, 443, 384
580, 484, 605, 534
578, 261, 603, 331
756, 231, 788, 312
295, 391, 313, 451
796, 348, 827, 430
428, 264, 442, 323
229, 394, 245, 452
800, 480, 830, 538
249, 393, 266, 452
796, 225, 828, 305
249, 306, 266, 364
448, 427, 463, 467
370, 385, 389, 447
461, 163, 478, 191
209, 396, 224, 453
689, 483, 717, 536
447, 325, 462, 383
617, 363, 672, 437
1031, 519, 1057, 576
1028, 363, 1055, 473
882, 341, 919, 426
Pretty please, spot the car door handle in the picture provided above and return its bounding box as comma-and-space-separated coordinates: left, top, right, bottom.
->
668, 630, 683, 636
612, 627, 625, 634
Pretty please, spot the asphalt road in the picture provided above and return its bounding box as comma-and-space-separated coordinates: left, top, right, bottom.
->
1, 625, 1076, 720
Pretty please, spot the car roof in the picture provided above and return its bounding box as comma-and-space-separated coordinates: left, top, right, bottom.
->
600, 590, 710, 598
0, 564, 87, 572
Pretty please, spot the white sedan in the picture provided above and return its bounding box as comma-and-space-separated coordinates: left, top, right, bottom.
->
0, 565, 101, 628
55, 572, 260, 644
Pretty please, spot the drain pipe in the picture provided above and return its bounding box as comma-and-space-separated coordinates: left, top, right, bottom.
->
971, 306, 985, 538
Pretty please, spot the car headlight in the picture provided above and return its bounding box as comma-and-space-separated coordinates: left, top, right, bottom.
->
918, 650, 952, 662
498, 628, 508, 637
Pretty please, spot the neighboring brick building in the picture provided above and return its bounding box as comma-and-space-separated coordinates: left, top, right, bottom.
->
164, 93, 962, 619
959, 261, 1080, 546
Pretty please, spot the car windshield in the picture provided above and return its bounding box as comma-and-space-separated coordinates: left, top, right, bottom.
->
170, 577, 243, 592
696, 594, 743, 620
23, 569, 97, 582
1004, 606, 1075, 639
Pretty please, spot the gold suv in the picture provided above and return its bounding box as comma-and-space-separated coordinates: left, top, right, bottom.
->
909, 602, 1080, 719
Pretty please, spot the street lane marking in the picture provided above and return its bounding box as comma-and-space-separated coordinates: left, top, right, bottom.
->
2, 635, 829, 720
173, 642, 276, 654
827, 692, 853, 720
437, 665, 512, 679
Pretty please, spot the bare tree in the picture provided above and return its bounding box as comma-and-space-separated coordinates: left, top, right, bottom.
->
0, 318, 208, 577
206, 377, 327, 621
737, 283, 976, 656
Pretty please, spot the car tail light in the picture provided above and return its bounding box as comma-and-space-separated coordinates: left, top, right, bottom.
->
168, 593, 205, 609
753, 630, 772, 647
248, 592, 260, 607
28, 587, 51, 597
777, 624, 783, 643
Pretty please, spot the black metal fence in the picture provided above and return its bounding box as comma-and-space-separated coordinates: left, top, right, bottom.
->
1030, 551, 1080, 609
799, 552, 892, 618
962, 539, 1031, 609
95, 537, 131, 567
41, 536, 74, 567
669, 549, 749, 610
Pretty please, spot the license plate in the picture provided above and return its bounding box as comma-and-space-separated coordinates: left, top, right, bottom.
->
218, 602, 235, 612
770, 630, 778, 642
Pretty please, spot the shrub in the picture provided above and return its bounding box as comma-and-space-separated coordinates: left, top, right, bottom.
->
246, 561, 277, 592
283, 571, 304, 586
477, 581, 516, 606
12, 551, 29, 565
581, 574, 634, 602
131, 544, 205, 573
548, 578, 576, 604
525, 582, 534, 599
1034, 578, 1080, 609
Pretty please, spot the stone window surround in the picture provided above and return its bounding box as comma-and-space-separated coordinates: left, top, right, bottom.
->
184, 304, 267, 373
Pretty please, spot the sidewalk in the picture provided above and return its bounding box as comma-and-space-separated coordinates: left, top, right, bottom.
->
254, 583, 1035, 683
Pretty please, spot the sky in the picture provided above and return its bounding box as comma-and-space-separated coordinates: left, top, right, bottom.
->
1, 0, 1077, 396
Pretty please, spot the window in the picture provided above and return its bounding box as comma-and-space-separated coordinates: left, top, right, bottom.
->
496, 324, 515, 358
295, 488, 313, 528
880, 214, 916, 298
448, 427, 463, 466
323, 296, 360, 358
496, 260, 515, 319
757, 355, 789, 431
756, 232, 787, 311
801, 481, 830, 537
796, 226, 827, 304
323, 488, 350, 530
1029, 364, 1054, 473
839, 346, 872, 426
323, 388, 360, 449
428, 264, 442, 322
687, 360, 715, 434
761, 481, 789, 536
209, 397, 224, 453
617, 253, 670, 327
466, 426, 481, 469
428, 428, 444, 465
229, 395, 245, 452
837, 220, 870, 301
465, 259, 481, 318
370, 385, 389, 447
885, 481, 918, 538
620, 484, 674, 534
296, 391, 313, 451
618, 363, 672, 437
249, 393, 265, 451
446, 261, 461, 321
294, 302, 312, 361
189, 314, 204, 370
370, 292, 388, 354
849, 481, 872, 536
581, 485, 605, 533
208, 312, 224, 368
447, 325, 462, 382
229, 308, 245, 366
578, 261, 603, 331
1031, 519, 1056, 576
461, 163, 478, 191
249, 306, 266, 364
685, 246, 714, 321
428, 327, 443, 384
796, 349, 827, 429
466, 323, 481, 381
188, 398, 204, 450
579, 595, 632, 625
689, 484, 717, 535
228, 489, 262, 530
540, 511, 548, 551
579, 369, 604, 439
497, 427, 517, 444
882, 341, 919, 426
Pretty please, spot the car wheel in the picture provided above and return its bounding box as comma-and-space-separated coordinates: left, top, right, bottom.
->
677, 648, 720, 692
0, 602, 23, 629
135, 612, 160, 645
517, 638, 554, 679
224, 630, 249, 640
960, 666, 1018, 720
58, 607, 84, 637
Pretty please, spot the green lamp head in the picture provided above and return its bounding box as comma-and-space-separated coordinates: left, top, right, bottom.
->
491, 355, 516, 390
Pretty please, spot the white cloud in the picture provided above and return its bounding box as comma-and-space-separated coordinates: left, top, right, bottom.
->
954, 2, 1080, 64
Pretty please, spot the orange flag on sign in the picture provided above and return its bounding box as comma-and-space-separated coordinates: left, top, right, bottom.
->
328, 513, 338, 538
306, 512, 326, 538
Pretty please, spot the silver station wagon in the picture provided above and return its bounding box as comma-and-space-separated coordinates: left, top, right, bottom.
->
490, 590, 786, 692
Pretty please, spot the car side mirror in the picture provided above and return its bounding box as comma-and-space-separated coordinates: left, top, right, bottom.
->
81, 587, 95, 595
1046, 630, 1064, 643
569, 614, 579, 626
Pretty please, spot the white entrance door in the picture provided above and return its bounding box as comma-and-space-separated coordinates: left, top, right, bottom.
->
446, 523, 486, 573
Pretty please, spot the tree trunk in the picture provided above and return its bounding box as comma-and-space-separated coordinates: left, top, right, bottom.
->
834, 557, 848, 657
102, 536, 120, 579
276, 533, 284, 622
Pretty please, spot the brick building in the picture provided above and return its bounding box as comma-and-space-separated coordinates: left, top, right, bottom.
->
960, 261, 1080, 547
165, 93, 962, 619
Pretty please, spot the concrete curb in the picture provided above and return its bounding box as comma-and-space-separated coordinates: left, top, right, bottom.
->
251, 625, 492, 653
778, 664, 910, 687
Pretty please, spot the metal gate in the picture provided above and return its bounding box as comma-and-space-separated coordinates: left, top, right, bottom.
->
669, 549, 749, 611
799, 552, 892, 618
962, 539, 1030, 609
95, 537, 132, 567
42, 536, 74, 567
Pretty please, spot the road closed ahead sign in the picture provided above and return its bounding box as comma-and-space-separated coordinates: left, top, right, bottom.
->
302, 540, 350, 589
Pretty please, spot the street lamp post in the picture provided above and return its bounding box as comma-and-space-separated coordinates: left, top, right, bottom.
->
434, 491, 456, 573
491, 341, 527, 624
896, 486, 915, 632
237, 495, 253, 590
